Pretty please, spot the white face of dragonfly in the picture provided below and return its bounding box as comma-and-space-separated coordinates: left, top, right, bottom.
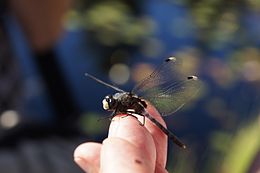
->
102, 98, 109, 110
102, 95, 117, 111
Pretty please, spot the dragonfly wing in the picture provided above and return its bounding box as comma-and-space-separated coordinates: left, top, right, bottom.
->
132, 57, 201, 116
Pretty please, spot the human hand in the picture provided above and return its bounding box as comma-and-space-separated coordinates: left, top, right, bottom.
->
74, 104, 168, 173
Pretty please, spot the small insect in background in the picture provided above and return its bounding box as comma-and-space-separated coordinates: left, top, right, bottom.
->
86, 57, 201, 148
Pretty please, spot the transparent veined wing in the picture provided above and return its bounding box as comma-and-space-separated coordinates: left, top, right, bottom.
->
132, 57, 201, 116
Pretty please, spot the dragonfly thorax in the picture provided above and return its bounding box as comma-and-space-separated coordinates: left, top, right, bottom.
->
102, 92, 147, 114
102, 92, 130, 111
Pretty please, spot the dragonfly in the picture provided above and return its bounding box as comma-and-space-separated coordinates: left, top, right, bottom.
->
85, 57, 201, 149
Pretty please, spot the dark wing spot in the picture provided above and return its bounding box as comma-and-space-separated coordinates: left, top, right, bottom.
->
187, 76, 198, 80
165, 56, 176, 62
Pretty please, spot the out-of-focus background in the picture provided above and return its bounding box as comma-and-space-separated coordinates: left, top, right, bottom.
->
0, 0, 260, 173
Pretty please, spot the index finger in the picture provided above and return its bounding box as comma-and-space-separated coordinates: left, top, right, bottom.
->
109, 103, 168, 168
102, 115, 157, 173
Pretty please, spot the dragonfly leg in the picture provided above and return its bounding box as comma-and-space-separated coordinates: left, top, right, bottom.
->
138, 114, 145, 126
125, 111, 145, 126
120, 114, 130, 119
120, 113, 140, 125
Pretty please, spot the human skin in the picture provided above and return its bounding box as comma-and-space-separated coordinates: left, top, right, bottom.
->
74, 104, 169, 173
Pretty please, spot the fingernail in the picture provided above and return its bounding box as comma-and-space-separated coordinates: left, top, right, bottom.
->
74, 157, 89, 172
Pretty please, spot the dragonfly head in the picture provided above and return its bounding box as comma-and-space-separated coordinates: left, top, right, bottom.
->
102, 95, 117, 111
